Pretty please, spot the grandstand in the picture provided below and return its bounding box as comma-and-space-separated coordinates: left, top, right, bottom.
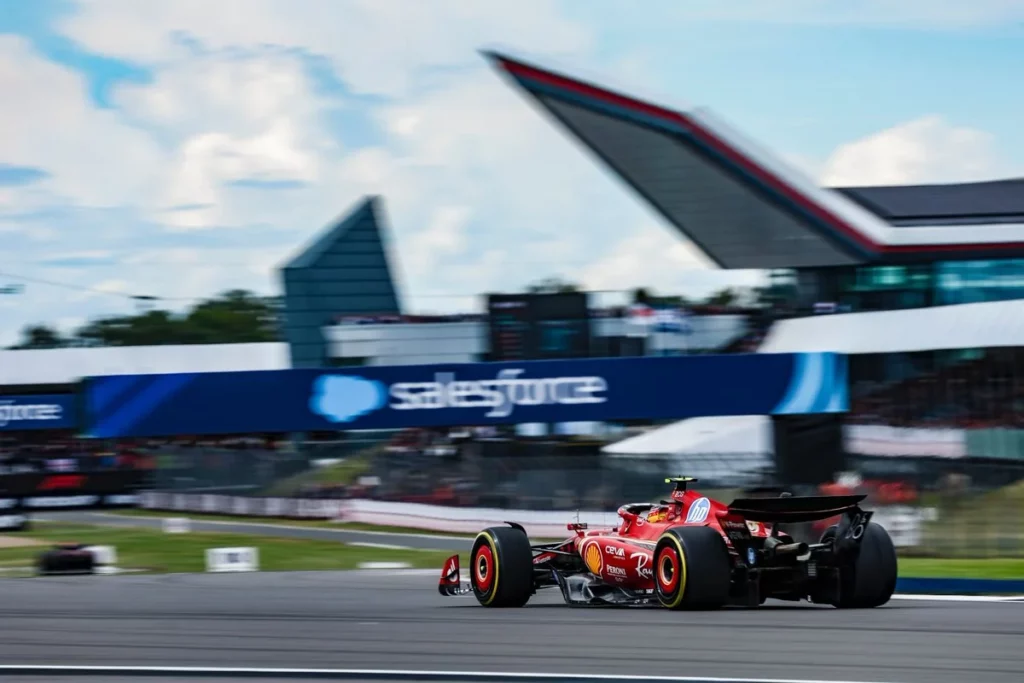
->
478, 51, 1024, 492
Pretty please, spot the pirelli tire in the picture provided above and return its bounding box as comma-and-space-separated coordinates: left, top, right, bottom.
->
822, 522, 898, 609
653, 526, 732, 610
470, 526, 534, 608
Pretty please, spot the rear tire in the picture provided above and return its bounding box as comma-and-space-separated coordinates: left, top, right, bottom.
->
470, 526, 533, 607
826, 522, 898, 608
653, 526, 731, 610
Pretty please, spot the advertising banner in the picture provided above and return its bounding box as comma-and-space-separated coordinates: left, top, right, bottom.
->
83, 352, 847, 438
0, 394, 77, 432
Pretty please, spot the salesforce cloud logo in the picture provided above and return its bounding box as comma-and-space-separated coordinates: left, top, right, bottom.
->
310, 375, 387, 423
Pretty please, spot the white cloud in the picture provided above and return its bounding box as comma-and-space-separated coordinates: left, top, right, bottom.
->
820, 115, 1010, 186
0, 36, 162, 209
3, 1, 614, 345
578, 225, 709, 291
655, 0, 1024, 28
58, 0, 592, 97
112, 49, 336, 230
115, 49, 328, 136
403, 205, 471, 278
576, 224, 762, 300
118, 246, 286, 300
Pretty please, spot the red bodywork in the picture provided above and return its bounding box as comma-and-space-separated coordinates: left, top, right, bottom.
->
536, 488, 770, 590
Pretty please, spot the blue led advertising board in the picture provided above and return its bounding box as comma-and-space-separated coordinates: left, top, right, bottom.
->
83, 353, 847, 438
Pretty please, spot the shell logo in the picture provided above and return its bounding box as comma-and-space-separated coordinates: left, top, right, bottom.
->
583, 540, 603, 574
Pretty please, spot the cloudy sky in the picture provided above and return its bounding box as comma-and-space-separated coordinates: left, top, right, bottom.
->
1, 0, 1022, 347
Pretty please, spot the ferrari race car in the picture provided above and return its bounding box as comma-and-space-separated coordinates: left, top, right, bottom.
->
438, 477, 897, 610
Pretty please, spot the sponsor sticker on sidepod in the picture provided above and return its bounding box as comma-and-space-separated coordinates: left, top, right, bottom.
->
685, 497, 711, 523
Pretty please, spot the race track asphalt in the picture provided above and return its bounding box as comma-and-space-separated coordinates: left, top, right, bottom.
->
1, 569, 1022, 683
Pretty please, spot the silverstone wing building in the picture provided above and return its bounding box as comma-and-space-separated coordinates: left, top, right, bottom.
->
488, 52, 1024, 314
484, 52, 1024, 469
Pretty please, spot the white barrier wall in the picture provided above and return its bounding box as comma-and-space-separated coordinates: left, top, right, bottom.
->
140, 491, 618, 537
845, 425, 967, 458
140, 492, 929, 546
335, 499, 621, 537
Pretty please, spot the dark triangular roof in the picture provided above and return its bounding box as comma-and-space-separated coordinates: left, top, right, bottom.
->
283, 196, 382, 270
835, 179, 1024, 225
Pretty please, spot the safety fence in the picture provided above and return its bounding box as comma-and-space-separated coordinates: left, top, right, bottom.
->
145, 446, 311, 492
137, 490, 1024, 557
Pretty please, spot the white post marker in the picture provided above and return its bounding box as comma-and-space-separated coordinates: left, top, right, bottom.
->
85, 545, 118, 574
205, 547, 259, 573
163, 517, 191, 534
357, 561, 412, 570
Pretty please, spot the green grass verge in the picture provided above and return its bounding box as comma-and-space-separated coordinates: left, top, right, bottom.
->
2, 521, 1023, 580
896, 558, 1024, 579
0, 522, 458, 575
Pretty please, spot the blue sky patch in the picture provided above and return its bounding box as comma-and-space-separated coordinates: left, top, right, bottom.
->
0, 164, 50, 186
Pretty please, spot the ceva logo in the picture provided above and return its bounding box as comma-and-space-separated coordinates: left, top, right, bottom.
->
310, 375, 387, 423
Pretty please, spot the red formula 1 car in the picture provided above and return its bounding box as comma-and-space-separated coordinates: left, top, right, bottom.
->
438, 477, 897, 610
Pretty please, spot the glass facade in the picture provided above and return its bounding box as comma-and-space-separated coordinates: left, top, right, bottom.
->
281, 199, 402, 368
935, 260, 1024, 305
785, 259, 1024, 313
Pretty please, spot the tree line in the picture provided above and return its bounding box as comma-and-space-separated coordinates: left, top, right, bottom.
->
8, 290, 283, 350
8, 277, 777, 350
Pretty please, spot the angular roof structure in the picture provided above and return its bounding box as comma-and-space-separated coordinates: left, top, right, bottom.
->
280, 197, 403, 367
837, 179, 1024, 226
488, 52, 1024, 268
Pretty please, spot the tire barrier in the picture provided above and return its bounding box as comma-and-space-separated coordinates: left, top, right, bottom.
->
205, 547, 259, 573
84, 545, 118, 574
0, 513, 29, 531
36, 543, 97, 575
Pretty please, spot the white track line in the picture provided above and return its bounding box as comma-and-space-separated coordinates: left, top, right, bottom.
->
0, 665, 897, 683
890, 594, 1024, 603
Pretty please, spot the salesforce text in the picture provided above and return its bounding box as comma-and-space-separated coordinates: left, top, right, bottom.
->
389, 369, 607, 418
0, 401, 63, 428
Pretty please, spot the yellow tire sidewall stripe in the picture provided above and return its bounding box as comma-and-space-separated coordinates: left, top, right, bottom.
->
659, 533, 688, 609
474, 531, 500, 605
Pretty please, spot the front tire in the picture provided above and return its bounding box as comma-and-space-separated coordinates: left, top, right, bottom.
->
653, 526, 732, 610
825, 522, 898, 608
470, 526, 533, 607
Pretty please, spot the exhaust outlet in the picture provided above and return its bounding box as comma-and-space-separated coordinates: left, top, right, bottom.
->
771, 542, 809, 557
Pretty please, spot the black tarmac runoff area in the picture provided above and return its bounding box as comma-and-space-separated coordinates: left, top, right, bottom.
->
1, 569, 1023, 683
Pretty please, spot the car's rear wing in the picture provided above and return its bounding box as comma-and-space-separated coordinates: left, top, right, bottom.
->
727, 494, 866, 524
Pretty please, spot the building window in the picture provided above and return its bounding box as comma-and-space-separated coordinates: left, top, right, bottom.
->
936, 259, 1024, 305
